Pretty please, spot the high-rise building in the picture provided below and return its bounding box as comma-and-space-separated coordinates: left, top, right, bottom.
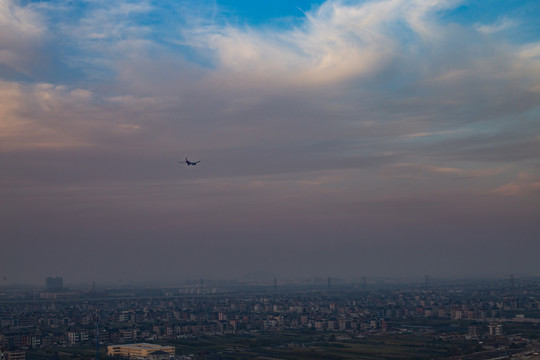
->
45, 277, 63, 291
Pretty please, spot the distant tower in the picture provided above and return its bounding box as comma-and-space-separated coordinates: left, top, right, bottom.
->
46, 277, 63, 292
96, 309, 100, 360
510, 274, 514, 289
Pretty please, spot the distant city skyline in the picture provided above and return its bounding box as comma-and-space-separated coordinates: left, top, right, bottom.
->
1, 0, 539, 284
3, 278, 540, 359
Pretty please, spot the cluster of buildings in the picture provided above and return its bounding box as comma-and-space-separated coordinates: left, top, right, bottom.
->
1, 278, 539, 357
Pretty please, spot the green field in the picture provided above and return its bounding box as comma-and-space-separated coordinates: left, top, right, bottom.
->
159, 331, 481, 359
25, 324, 539, 360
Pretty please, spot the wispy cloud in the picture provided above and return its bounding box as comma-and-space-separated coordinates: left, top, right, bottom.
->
475, 17, 518, 34
0, 0, 46, 76
383, 163, 509, 181
491, 175, 540, 196
404, 129, 469, 139
189, 0, 464, 85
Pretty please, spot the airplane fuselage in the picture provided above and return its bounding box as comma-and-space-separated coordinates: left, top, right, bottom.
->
180, 158, 200, 166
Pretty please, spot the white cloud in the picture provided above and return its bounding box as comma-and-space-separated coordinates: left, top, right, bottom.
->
1, 0, 540, 171
195, 0, 461, 86
475, 17, 517, 34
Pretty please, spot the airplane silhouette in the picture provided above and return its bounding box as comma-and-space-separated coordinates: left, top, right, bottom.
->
179, 157, 201, 166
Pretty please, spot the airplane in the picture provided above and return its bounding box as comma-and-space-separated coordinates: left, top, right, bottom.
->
179, 157, 201, 166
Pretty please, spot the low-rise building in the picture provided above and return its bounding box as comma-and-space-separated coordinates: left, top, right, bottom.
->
2, 350, 26, 360
107, 343, 174, 359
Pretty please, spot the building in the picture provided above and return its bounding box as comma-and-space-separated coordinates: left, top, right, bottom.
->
107, 343, 174, 359
45, 277, 63, 292
67, 331, 80, 345
1, 351, 26, 360
487, 323, 503, 337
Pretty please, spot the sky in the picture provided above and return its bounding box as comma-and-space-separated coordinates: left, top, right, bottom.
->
1, 0, 539, 286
